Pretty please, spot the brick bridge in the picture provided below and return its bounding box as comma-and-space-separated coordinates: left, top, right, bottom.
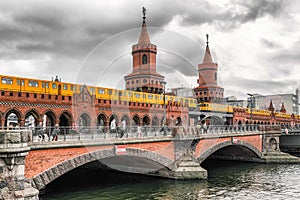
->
1, 125, 300, 199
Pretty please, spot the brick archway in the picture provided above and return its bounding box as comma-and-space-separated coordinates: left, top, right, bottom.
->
59, 111, 73, 127
31, 147, 173, 190
4, 108, 22, 127
25, 108, 41, 127
42, 110, 57, 126
197, 140, 262, 164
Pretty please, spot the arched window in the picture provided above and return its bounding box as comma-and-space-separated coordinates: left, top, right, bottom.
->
142, 54, 147, 64
215, 72, 217, 81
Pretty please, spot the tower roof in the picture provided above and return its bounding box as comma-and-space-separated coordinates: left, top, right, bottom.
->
138, 17, 151, 44
202, 34, 213, 64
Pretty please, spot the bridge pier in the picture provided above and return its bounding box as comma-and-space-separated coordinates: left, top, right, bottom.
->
0, 130, 39, 200
167, 139, 207, 180
261, 127, 300, 163
171, 152, 207, 179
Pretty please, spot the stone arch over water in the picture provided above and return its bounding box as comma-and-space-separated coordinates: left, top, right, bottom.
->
197, 140, 262, 164
31, 148, 174, 190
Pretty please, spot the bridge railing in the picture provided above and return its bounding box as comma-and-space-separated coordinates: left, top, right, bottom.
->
3, 124, 281, 142
173, 124, 281, 137
15, 125, 173, 142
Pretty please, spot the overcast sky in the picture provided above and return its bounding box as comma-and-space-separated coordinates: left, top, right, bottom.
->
0, 0, 299, 99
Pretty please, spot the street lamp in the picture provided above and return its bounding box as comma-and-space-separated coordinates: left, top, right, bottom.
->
161, 81, 167, 135
247, 93, 254, 125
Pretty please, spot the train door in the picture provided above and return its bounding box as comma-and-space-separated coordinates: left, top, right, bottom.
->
17, 79, 25, 92
42, 82, 50, 94
58, 84, 62, 95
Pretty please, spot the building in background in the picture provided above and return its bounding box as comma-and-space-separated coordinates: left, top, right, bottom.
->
224, 96, 247, 108
171, 87, 194, 98
247, 90, 299, 114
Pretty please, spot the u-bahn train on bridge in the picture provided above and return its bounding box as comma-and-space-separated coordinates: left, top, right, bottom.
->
1, 74, 299, 123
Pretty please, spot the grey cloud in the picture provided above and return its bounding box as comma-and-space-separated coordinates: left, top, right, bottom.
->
227, 75, 297, 95
261, 38, 281, 49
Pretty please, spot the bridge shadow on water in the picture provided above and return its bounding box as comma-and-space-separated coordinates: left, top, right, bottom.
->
40, 159, 273, 200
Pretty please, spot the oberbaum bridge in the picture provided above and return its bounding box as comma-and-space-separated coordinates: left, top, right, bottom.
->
1, 10, 300, 200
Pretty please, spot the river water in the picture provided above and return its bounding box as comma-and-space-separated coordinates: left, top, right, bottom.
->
41, 161, 300, 200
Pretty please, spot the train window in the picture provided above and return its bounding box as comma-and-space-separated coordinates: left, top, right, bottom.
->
2, 77, 13, 85
63, 84, 68, 90
148, 94, 153, 99
90, 87, 95, 93
98, 89, 105, 94
143, 94, 146, 99
28, 80, 38, 87
70, 85, 73, 91
108, 90, 112, 95
17, 79, 24, 86
80, 86, 83, 92
52, 83, 57, 89
155, 96, 158, 100
190, 100, 193, 103
135, 93, 140, 98
185, 99, 189, 103
123, 91, 126, 96
128, 92, 132, 97
160, 96, 162, 100
74, 86, 77, 91
119, 91, 122, 96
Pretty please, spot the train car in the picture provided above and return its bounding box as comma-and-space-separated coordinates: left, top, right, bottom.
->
275, 112, 292, 119
199, 102, 234, 113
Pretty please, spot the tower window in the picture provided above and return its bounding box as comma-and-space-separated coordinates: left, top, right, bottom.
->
215, 72, 217, 81
142, 54, 147, 64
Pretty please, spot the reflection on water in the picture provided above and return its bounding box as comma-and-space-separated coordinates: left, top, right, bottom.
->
41, 161, 300, 200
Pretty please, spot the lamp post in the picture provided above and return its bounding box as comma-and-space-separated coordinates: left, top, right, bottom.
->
247, 93, 254, 127
161, 81, 167, 135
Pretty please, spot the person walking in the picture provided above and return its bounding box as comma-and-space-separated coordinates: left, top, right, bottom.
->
52, 124, 59, 141
137, 124, 142, 138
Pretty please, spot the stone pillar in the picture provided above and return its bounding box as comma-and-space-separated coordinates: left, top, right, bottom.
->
0, 130, 39, 199
170, 137, 207, 179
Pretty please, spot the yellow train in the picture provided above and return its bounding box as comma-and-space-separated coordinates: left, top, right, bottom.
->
0, 74, 198, 108
274, 112, 292, 119
246, 108, 271, 116
199, 102, 233, 113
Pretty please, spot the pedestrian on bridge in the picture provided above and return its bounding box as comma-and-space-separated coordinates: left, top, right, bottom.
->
52, 124, 59, 141
202, 121, 208, 134
137, 124, 142, 138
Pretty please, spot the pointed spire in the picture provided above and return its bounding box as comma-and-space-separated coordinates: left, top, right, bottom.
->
268, 100, 274, 112
202, 34, 213, 64
280, 102, 286, 113
138, 7, 151, 44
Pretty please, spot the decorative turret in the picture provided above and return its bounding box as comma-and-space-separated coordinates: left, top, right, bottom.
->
268, 100, 275, 112
193, 34, 224, 103
124, 7, 164, 93
280, 102, 286, 113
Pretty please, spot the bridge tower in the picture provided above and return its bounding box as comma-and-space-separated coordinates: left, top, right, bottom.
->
194, 34, 224, 103
124, 8, 165, 94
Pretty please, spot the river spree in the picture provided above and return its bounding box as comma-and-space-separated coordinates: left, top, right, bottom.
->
41, 161, 300, 200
